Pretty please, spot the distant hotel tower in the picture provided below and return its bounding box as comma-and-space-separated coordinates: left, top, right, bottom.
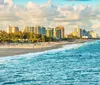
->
89, 30, 97, 38
23, 26, 34, 33
72, 28, 82, 38
54, 26, 64, 39
34, 25, 46, 35
7, 26, 19, 33
69, 27, 97, 39
46, 28, 54, 37
23, 25, 46, 35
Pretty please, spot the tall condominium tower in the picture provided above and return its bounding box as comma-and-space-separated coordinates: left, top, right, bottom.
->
7, 26, 19, 33
54, 26, 64, 39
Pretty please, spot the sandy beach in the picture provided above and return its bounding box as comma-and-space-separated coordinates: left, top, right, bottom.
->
0, 40, 88, 57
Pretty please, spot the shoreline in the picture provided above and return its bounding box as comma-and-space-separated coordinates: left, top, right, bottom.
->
0, 40, 93, 57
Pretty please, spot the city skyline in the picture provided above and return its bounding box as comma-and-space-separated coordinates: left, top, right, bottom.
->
6, 25, 98, 39
0, 0, 100, 35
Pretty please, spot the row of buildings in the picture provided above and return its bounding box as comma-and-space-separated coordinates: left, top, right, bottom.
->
67, 28, 98, 38
7, 26, 65, 39
7, 26, 98, 39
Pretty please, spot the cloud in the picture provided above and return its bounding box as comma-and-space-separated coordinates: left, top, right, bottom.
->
0, 0, 99, 35
26, 1, 58, 18
4, 0, 14, 6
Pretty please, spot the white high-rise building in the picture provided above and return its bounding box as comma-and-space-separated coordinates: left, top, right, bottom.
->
7, 26, 19, 33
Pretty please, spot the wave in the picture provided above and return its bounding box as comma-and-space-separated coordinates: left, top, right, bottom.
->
0, 40, 99, 63
0, 40, 100, 85
4, 43, 84, 57
0, 42, 85, 64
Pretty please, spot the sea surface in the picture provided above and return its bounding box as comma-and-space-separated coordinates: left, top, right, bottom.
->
0, 40, 100, 85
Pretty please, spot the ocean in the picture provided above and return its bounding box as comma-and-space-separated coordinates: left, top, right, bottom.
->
0, 40, 100, 85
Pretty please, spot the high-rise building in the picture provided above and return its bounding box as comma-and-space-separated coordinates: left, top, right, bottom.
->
54, 26, 64, 39
72, 28, 82, 38
34, 25, 40, 34
81, 29, 91, 38
7, 26, 19, 33
72, 28, 91, 38
89, 30, 97, 38
7, 26, 12, 33
34, 25, 46, 35
46, 28, 54, 37
39, 26, 46, 35
12, 27, 19, 33
71, 28, 97, 38
23, 26, 34, 33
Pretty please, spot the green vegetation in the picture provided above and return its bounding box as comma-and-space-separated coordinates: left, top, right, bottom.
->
0, 31, 54, 43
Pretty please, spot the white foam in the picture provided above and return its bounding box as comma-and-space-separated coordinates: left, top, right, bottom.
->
62, 43, 83, 49
17, 43, 84, 58
0, 43, 84, 62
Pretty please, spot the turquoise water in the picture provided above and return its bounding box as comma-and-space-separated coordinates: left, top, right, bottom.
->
0, 40, 100, 85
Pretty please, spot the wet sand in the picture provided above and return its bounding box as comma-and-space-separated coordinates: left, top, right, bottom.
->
0, 40, 89, 57
0, 43, 63, 57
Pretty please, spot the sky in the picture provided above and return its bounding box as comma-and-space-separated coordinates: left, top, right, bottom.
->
0, 0, 100, 35
13, 0, 98, 5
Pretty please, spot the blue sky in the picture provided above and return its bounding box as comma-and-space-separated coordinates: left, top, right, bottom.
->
13, 0, 99, 6
0, 0, 100, 34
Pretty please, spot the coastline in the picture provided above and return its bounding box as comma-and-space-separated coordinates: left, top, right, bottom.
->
0, 45, 60, 57
0, 40, 91, 57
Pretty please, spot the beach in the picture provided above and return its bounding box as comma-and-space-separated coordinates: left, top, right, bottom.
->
0, 40, 88, 57
0, 45, 61, 57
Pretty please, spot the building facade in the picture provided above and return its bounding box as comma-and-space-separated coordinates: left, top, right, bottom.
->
38, 26, 46, 35
24, 26, 34, 33
89, 30, 97, 38
34, 26, 46, 35
72, 28, 82, 38
54, 26, 64, 39
46, 28, 54, 38
7, 26, 19, 33
72, 28, 92, 38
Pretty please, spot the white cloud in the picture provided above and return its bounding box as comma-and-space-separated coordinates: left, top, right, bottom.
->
0, 0, 99, 35
4, 0, 13, 6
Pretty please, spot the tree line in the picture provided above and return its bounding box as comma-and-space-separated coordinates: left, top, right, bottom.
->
0, 30, 54, 43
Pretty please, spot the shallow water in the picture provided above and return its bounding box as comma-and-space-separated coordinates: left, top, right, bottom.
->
0, 40, 100, 85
